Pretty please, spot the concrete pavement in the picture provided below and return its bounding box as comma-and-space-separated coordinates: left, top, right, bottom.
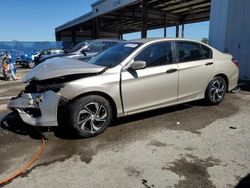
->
0, 87, 249, 187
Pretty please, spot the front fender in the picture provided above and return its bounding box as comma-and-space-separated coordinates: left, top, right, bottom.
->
59, 73, 124, 117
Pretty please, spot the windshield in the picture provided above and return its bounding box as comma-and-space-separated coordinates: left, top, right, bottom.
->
66, 40, 92, 53
86, 41, 117, 53
88, 42, 142, 68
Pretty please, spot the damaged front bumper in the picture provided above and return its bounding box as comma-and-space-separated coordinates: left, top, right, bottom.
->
8, 90, 61, 126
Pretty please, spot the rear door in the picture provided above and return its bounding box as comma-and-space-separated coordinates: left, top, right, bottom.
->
121, 41, 178, 114
175, 41, 214, 101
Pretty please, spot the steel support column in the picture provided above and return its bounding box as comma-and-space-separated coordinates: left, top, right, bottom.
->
119, 18, 123, 40
55, 32, 61, 41
176, 24, 179, 38
120, 31, 123, 40
164, 14, 167, 38
141, 0, 147, 38
181, 22, 185, 38
92, 17, 99, 39
72, 29, 76, 45
117, 32, 123, 40
164, 27, 167, 38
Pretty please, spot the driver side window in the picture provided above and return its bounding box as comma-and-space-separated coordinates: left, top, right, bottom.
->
134, 42, 172, 68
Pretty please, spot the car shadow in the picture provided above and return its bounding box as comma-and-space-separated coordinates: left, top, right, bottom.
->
239, 84, 250, 92
52, 102, 193, 139
1, 100, 207, 140
0, 112, 45, 140
112, 103, 193, 127
238, 80, 250, 92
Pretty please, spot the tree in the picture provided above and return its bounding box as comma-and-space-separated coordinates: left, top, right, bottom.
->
201, 37, 208, 44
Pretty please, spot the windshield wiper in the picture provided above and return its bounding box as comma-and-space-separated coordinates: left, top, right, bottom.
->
81, 50, 87, 56
98, 64, 112, 74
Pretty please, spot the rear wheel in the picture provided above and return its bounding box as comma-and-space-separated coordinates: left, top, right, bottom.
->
205, 76, 227, 105
69, 95, 113, 138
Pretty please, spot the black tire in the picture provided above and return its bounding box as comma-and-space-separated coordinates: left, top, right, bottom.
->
28, 61, 35, 69
68, 95, 113, 138
205, 76, 227, 105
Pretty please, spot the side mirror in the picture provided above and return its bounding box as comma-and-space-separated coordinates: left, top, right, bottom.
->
130, 61, 146, 70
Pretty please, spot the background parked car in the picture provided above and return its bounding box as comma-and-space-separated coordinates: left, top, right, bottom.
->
17, 49, 64, 68
34, 40, 92, 64
33, 48, 64, 61
36, 39, 123, 66
66, 39, 122, 59
16, 53, 34, 68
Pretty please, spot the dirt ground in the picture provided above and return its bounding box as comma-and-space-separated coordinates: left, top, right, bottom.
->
0, 69, 250, 188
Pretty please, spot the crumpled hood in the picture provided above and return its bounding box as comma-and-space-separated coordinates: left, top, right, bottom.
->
23, 57, 105, 82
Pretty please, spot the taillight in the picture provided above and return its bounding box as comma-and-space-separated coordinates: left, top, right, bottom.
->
231, 58, 239, 67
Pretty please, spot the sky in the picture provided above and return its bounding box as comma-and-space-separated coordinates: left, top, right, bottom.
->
0, 0, 209, 41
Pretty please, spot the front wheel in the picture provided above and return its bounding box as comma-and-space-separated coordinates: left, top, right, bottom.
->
68, 95, 113, 138
205, 76, 227, 105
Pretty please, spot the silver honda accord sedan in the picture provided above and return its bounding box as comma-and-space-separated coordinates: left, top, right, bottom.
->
8, 38, 239, 138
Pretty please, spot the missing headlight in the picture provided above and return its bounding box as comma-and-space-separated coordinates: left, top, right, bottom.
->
23, 108, 41, 117
24, 81, 64, 93
24, 73, 96, 93
36, 84, 64, 93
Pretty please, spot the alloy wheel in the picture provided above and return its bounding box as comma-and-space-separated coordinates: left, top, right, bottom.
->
77, 102, 108, 134
210, 79, 226, 103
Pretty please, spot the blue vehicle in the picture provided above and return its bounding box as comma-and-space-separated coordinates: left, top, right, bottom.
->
16, 53, 34, 68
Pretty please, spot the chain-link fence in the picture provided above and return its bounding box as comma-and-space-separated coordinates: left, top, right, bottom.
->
0, 41, 62, 55
0, 41, 63, 64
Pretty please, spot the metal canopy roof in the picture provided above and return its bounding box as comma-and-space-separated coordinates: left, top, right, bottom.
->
56, 0, 211, 38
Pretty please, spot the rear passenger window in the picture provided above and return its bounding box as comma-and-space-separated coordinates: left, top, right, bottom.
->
176, 42, 203, 62
134, 42, 172, 67
201, 44, 212, 59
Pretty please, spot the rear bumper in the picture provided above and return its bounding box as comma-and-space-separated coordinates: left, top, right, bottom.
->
8, 91, 61, 126
228, 69, 239, 91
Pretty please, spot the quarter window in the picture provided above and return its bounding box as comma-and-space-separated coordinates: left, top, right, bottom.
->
134, 42, 172, 67
201, 44, 212, 59
176, 42, 203, 62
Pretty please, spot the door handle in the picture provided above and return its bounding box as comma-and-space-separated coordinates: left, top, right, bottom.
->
166, 68, 178, 74
205, 62, 214, 66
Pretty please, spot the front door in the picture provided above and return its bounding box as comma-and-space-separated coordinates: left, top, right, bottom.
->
121, 41, 178, 115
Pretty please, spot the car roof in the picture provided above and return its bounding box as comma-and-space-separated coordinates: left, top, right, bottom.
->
90, 39, 124, 43
128, 38, 204, 44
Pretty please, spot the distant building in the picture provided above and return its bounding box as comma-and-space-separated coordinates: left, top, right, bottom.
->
209, 0, 250, 80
